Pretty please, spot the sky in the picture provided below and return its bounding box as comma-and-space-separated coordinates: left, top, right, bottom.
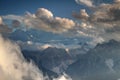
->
0, 0, 87, 18
0, 0, 120, 45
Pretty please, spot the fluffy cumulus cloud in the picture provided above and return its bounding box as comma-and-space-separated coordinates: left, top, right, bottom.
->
74, 0, 120, 41
2, 8, 75, 34
24, 8, 75, 33
35, 8, 53, 18
0, 35, 44, 80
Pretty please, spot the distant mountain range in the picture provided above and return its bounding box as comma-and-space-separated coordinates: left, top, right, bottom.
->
66, 39, 120, 80
8, 29, 90, 45
22, 47, 75, 74
22, 44, 89, 74
22, 50, 58, 79
22, 39, 120, 80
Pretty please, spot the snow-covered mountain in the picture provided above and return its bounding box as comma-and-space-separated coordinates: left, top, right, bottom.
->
66, 39, 120, 80
40, 47, 73, 74
22, 43, 90, 75
22, 47, 75, 74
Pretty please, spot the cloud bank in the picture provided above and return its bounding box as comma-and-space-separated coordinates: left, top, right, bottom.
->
0, 8, 100, 44
74, 0, 120, 41
1, 3, 120, 43
2, 8, 75, 34
25, 8, 75, 33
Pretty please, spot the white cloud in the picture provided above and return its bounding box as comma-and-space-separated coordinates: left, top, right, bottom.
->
53, 73, 72, 80
35, 8, 53, 18
1, 8, 91, 40
0, 35, 44, 80
17, 40, 82, 51
41, 44, 52, 49
75, 0, 93, 7
0, 16, 3, 25
3, 15, 24, 22
2, 8, 75, 34
89, 37, 105, 46
24, 8, 75, 33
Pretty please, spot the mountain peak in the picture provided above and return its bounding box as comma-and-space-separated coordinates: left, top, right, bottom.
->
95, 39, 120, 48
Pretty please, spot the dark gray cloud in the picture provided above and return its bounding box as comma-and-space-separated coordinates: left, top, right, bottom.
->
72, 9, 89, 21
90, 2, 120, 24
73, 2, 120, 24
73, 0, 120, 41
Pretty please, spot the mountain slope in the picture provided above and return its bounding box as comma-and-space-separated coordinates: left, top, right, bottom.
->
66, 40, 120, 80
40, 47, 73, 74
22, 47, 73, 74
